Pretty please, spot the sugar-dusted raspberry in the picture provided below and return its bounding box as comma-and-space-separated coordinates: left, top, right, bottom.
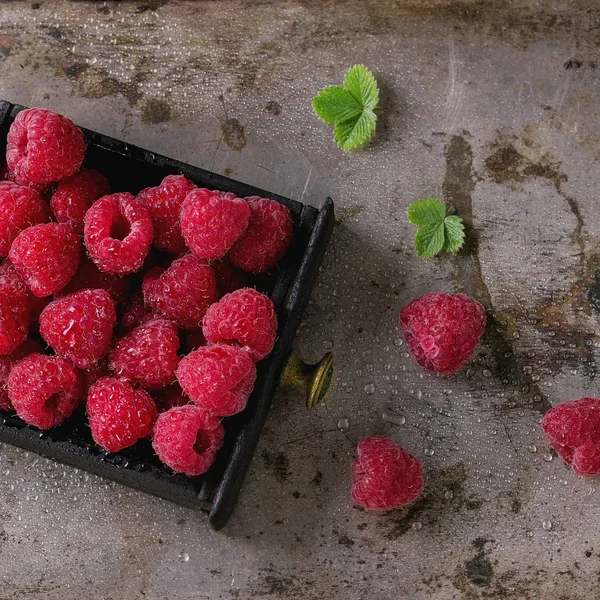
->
8, 353, 83, 429
87, 377, 157, 452
152, 405, 224, 476
9, 222, 81, 298
84, 192, 154, 275
118, 290, 152, 332
109, 319, 180, 389
180, 189, 250, 260
50, 169, 110, 234
0, 338, 44, 411
541, 398, 600, 476
6, 108, 85, 186
352, 437, 424, 511
142, 253, 217, 329
213, 258, 247, 298
399, 293, 486, 374
0, 181, 51, 257
40, 289, 116, 369
202, 288, 277, 362
228, 197, 293, 273
137, 174, 195, 254
152, 383, 191, 412
177, 344, 256, 417
0, 261, 35, 354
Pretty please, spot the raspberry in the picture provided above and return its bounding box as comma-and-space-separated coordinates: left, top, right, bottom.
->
39, 289, 116, 369
82, 358, 109, 394
228, 197, 293, 273
50, 169, 110, 233
6, 108, 85, 186
177, 344, 256, 417
152, 383, 191, 412
152, 405, 224, 476
109, 319, 180, 389
142, 253, 217, 329
0, 338, 44, 411
118, 290, 152, 332
351, 437, 424, 511
541, 398, 600, 476
8, 353, 83, 429
180, 189, 250, 260
84, 192, 154, 275
0, 181, 51, 257
213, 258, 247, 298
0, 262, 35, 354
399, 293, 486, 374
137, 174, 195, 254
87, 377, 157, 452
202, 288, 277, 362
9, 222, 81, 298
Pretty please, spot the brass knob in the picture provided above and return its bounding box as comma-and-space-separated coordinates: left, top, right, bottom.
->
280, 349, 334, 409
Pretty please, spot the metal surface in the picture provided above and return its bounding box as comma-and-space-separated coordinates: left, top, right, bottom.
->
0, 0, 598, 598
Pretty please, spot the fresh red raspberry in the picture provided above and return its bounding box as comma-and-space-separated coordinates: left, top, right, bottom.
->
8, 353, 83, 429
84, 192, 154, 275
177, 344, 256, 417
87, 377, 157, 452
351, 437, 424, 511
109, 319, 180, 389
399, 293, 486, 374
152, 405, 224, 476
50, 169, 110, 233
180, 189, 250, 260
228, 197, 293, 273
0, 181, 51, 257
213, 258, 247, 298
39, 289, 116, 369
0, 338, 44, 411
118, 290, 153, 332
0, 261, 35, 354
82, 358, 109, 395
142, 253, 217, 329
541, 398, 600, 476
202, 288, 277, 362
152, 383, 191, 412
0, 164, 49, 196
137, 174, 195, 254
6, 108, 85, 186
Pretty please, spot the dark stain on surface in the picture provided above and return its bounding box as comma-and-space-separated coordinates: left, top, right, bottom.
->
334, 204, 364, 225
337, 534, 355, 548
262, 450, 290, 483
588, 268, 600, 313
564, 59, 583, 70
465, 553, 493, 587
75, 67, 145, 106
141, 98, 172, 124
0, 35, 18, 57
136, 0, 168, 12
265, 100, 281, 116
221, 118, 247, 151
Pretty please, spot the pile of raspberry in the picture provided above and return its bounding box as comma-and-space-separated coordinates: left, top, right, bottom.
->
0, 107, 293, 477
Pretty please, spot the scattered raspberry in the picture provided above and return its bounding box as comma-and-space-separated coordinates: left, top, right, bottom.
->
9, 222, 81, 298
8, 353, 83, 429
87, 377, 157, 452
541, 398, 600, 476
213, 258, 247, 298
142, 253, 217, 329
152, 405, 224, 476
0, 181, 51, 257
6, 108, 85, 186
152, 383, 191, 412
0, 338, 44, 411
137, 174, 195, 254
351, 437, 424, 511
177, 344, 256, 417
50, 169, 110, 233
180, 189, 250, 260
202, 288, 277, 362
118, 290, 153, 332
84, 192, 154, 275
0, 261, 35, 354
228, 197, 293, 273
399, 293, 486, 374
109, 319, 180, 389
39, 289, 116, 369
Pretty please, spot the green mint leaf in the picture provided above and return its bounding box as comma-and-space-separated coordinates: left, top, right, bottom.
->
333, 110, 376, 151
407, 198, 447, 227
442, 215, 465, 253
343, 65, 379, 110
415, 222, 445, 258
312, 86, 363, 126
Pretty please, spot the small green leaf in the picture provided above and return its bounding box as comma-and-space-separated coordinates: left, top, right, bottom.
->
443, 215, 465, 253
343, 65, 379, 110
407, 198, 447, 227
312, 86, 363, 126
415, 222, 445, 258
334, 110, 376, 151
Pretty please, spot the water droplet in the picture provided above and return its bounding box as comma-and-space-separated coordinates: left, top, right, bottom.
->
513, 331, 520, 339
483, 369, 492, 378
337, 418, 350, 432
382, 410, 406, 426
444, 490, 454, 500
526, 530, 534, 538
394, 338, 404, 347
179, 552, 190, 563
323, 340, 333, 350
543, 453, 553, 462
466, 368, 475, 379
542, 520, 552, 531
424, 448, 434, 456
364, 383, 375, 395
533, 395, 542, 403
522, 366, 533, 375
528, 444, 537, 453
412, 522, 422, 531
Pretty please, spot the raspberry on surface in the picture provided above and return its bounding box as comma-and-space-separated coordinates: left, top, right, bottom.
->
541, 398, 600, 476
0, 261, 35, 354
6, 108, 85, 185
228, 196, 293, 273
351, 437, 424, 511
212, 258, 247, 298
152, 405, 224, 476
9, 222, 81, 298
50, 169, 110, 233
87, 377, 157, 452
118, 290, 153, 332
152, 383, 191, 412
109, 318, 180, 389
0, 181, 51, 257
84, 192, 154, 275
180, 189, 250, 261
202, 287, 277, 362
137, 174, 195, 255
142, 253, 217, 330
177, 344, 256, 417
40, 289, 116, 369
8, 353, 83, 429
399, 292, 486, 374
0, 338, 44, 411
